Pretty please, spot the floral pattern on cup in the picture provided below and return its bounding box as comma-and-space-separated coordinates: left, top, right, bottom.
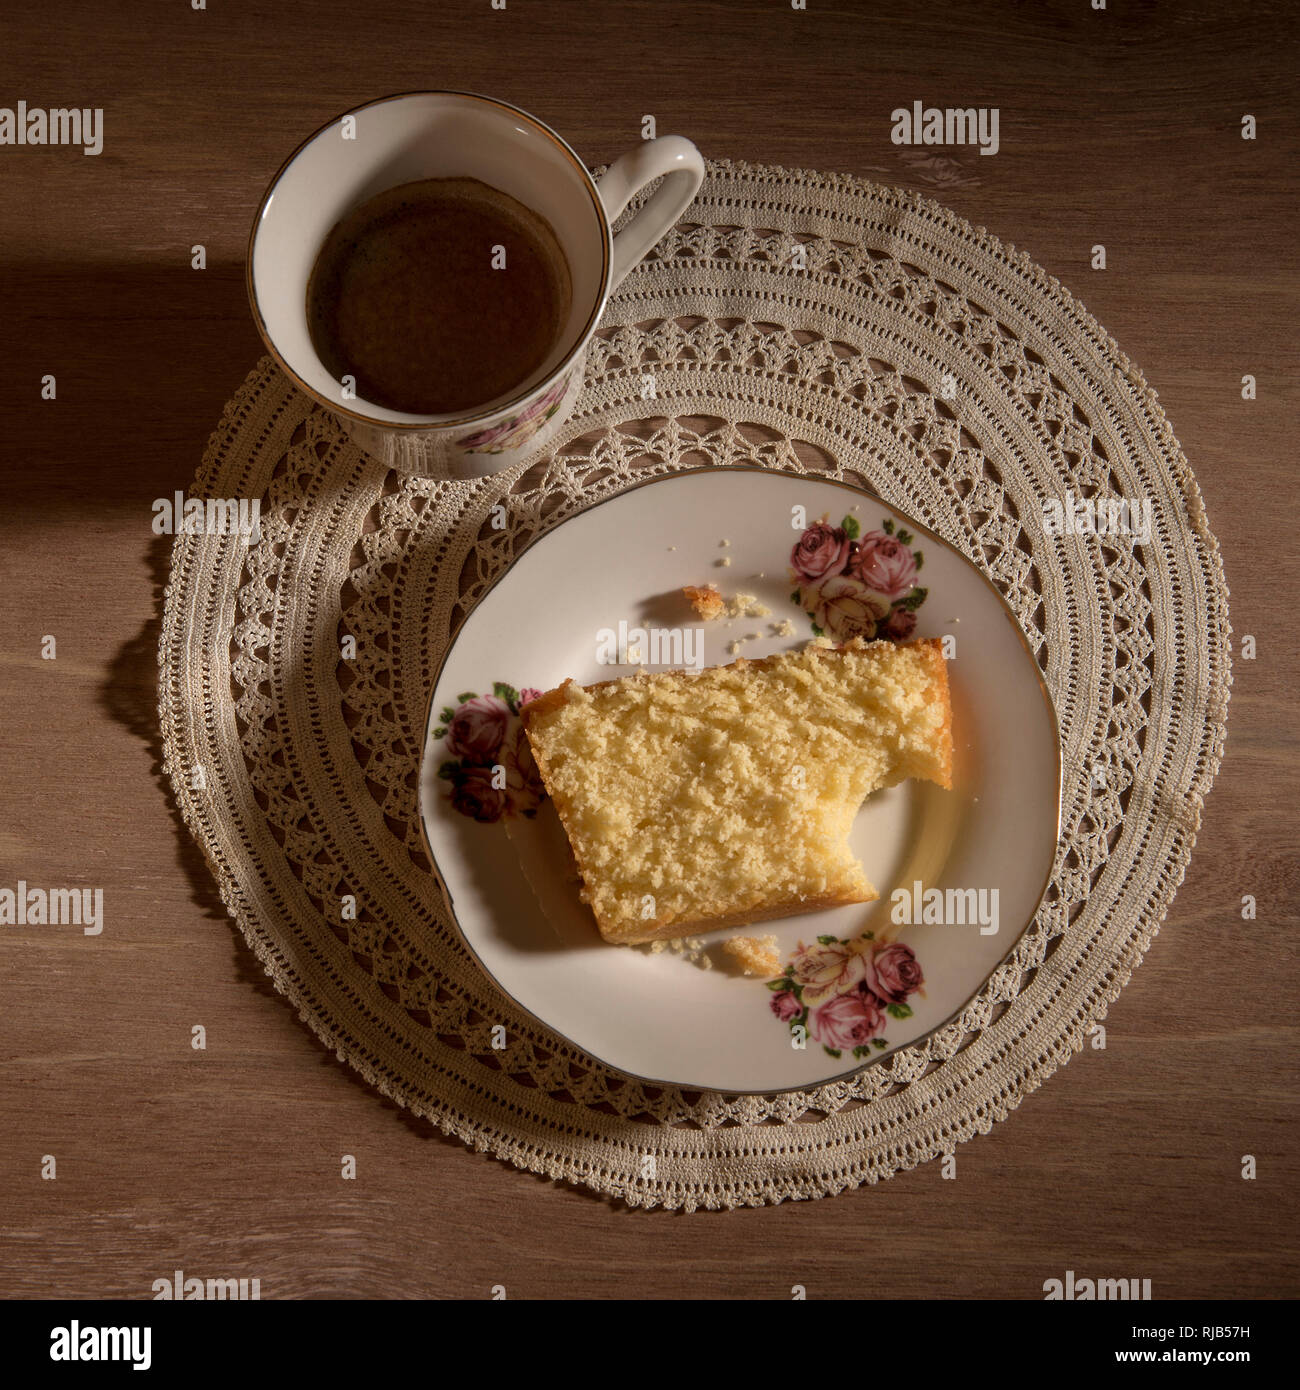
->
788, 514, 928, 642
435, 683, 546, 822
767, 932, 924, 1060
455, 374, 572, 456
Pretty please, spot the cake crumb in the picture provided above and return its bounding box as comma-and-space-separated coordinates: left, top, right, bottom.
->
683, 585, 771, 621
723, 934, 782, 977
720, 538, 731, 548
771, 618, 796, 637
722, 592, 772, 620
717, 556, 732, 567
682, 584, 725, 620
642, 934, 713, 969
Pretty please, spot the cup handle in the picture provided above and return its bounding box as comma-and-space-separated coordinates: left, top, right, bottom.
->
596, 136, 705, 290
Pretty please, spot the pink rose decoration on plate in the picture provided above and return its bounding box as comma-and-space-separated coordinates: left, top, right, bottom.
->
862, 941, 924, 1005
445, 694, 510, 762
769, 990, 801, 1023
787, 512, 928, 643
768, 931, 926, 1061
851, 532, 920, 600
448, 764, 509, 823
880, 606, 917, 641
809, 990, 886, 1051
790, 522, 851, 582
435, 681, 547, 823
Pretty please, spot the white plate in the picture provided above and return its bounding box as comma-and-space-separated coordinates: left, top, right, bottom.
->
418, 468, 1060, 1093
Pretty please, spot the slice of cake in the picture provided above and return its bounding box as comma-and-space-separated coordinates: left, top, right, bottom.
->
521, 638, 953, 946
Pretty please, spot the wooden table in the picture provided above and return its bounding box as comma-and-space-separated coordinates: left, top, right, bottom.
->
2, 0, 1296, 1300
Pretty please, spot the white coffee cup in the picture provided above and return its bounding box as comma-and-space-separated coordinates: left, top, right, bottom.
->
247, 91, 704, 479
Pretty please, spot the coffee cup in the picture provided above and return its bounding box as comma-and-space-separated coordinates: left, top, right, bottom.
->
248, 91, 704, 479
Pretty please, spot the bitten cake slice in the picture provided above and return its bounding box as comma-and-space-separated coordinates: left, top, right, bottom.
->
521, 638, 953, 946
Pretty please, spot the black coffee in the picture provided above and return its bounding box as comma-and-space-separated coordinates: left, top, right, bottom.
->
306, 176, 572, 415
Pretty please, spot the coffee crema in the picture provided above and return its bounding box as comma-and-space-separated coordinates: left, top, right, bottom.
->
306, 176, 572, 416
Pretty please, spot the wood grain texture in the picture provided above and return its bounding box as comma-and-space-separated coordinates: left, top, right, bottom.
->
1, 0, 1297, 1300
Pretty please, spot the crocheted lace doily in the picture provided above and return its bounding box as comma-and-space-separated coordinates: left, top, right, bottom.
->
159, 160, 1230, 1210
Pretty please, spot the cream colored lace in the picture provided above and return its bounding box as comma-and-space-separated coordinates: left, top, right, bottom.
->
158, 160, 1230, 1209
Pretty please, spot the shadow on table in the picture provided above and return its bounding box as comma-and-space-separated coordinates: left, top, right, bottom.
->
100, 533, 241, 924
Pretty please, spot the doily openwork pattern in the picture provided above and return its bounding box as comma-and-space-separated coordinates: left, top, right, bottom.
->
159, 161, 1230, 1209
